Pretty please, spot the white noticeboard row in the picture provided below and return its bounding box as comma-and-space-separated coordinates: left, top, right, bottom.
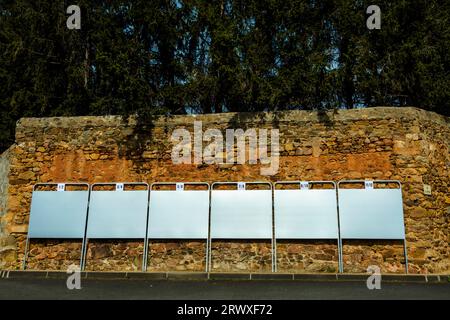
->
24, 180, 408, 273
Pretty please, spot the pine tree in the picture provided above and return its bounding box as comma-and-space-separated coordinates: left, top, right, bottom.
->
0, 0, 449, 153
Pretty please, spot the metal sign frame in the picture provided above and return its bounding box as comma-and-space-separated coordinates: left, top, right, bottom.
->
81, 182, 150, 271
209, 181, 274, 272
273, 181, 341, 272
144, 182, 211, 272
23, 183, 90, 270
337, 180, 408, 273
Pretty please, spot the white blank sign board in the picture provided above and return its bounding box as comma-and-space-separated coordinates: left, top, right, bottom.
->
338, 188, 405, 239
86, 191, 149, 239
147, 191, 209, 239
274, 189, 339, 239
210, 190, 272, 239
28, 191, 89, 238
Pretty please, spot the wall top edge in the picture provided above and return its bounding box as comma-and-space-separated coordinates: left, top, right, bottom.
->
15, 106, 449, 130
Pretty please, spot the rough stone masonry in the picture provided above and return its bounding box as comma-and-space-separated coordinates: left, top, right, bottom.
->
0, 107, 448, 274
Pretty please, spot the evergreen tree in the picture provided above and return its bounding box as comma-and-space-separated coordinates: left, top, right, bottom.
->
0, 0, 449, 152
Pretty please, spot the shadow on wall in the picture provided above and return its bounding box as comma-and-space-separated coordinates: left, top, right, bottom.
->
317, 108, 337, 127
117, 112, 159, 165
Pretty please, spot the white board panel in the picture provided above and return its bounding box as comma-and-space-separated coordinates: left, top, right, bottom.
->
210, 190, 272, 239
274, 189, 339, 239
86, 190, 149, 239
338, 188, 405, 239
148, 190, 209, 239
28, 191, 89, 239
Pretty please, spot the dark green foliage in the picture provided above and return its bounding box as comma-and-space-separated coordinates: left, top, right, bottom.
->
1, 1, 449, 152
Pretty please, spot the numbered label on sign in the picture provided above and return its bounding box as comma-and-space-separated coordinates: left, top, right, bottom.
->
365, 180, 374, 190
237, 182, 246, 191
176, 183, 184, 191
116, 183, 124, 191
57, 184, 65, 192
300, 181, 309, 190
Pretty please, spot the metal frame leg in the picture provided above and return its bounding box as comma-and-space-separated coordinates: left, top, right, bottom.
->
143, 238, 149, 272
80, 237, 87, 270
272, 238, 277, 273
207, 187, 212, 274
403, 240, 409, 274
143, 191, 150, 272
208, 238, 213, 272
338, 238, 344, 273
81, 238, 89, 271
270, 238, 273, 272
22, 237, 30, 270
204, 238, 209, 273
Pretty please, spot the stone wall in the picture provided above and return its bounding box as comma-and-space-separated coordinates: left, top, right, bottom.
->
0, 147, 15, 268
0, 148, 10, 229
0, 107, 448, 273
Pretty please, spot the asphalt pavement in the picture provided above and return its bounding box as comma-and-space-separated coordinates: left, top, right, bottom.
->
0, 278, 449, 300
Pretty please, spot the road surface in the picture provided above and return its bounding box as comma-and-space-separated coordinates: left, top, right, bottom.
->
0, 278, 449, 300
